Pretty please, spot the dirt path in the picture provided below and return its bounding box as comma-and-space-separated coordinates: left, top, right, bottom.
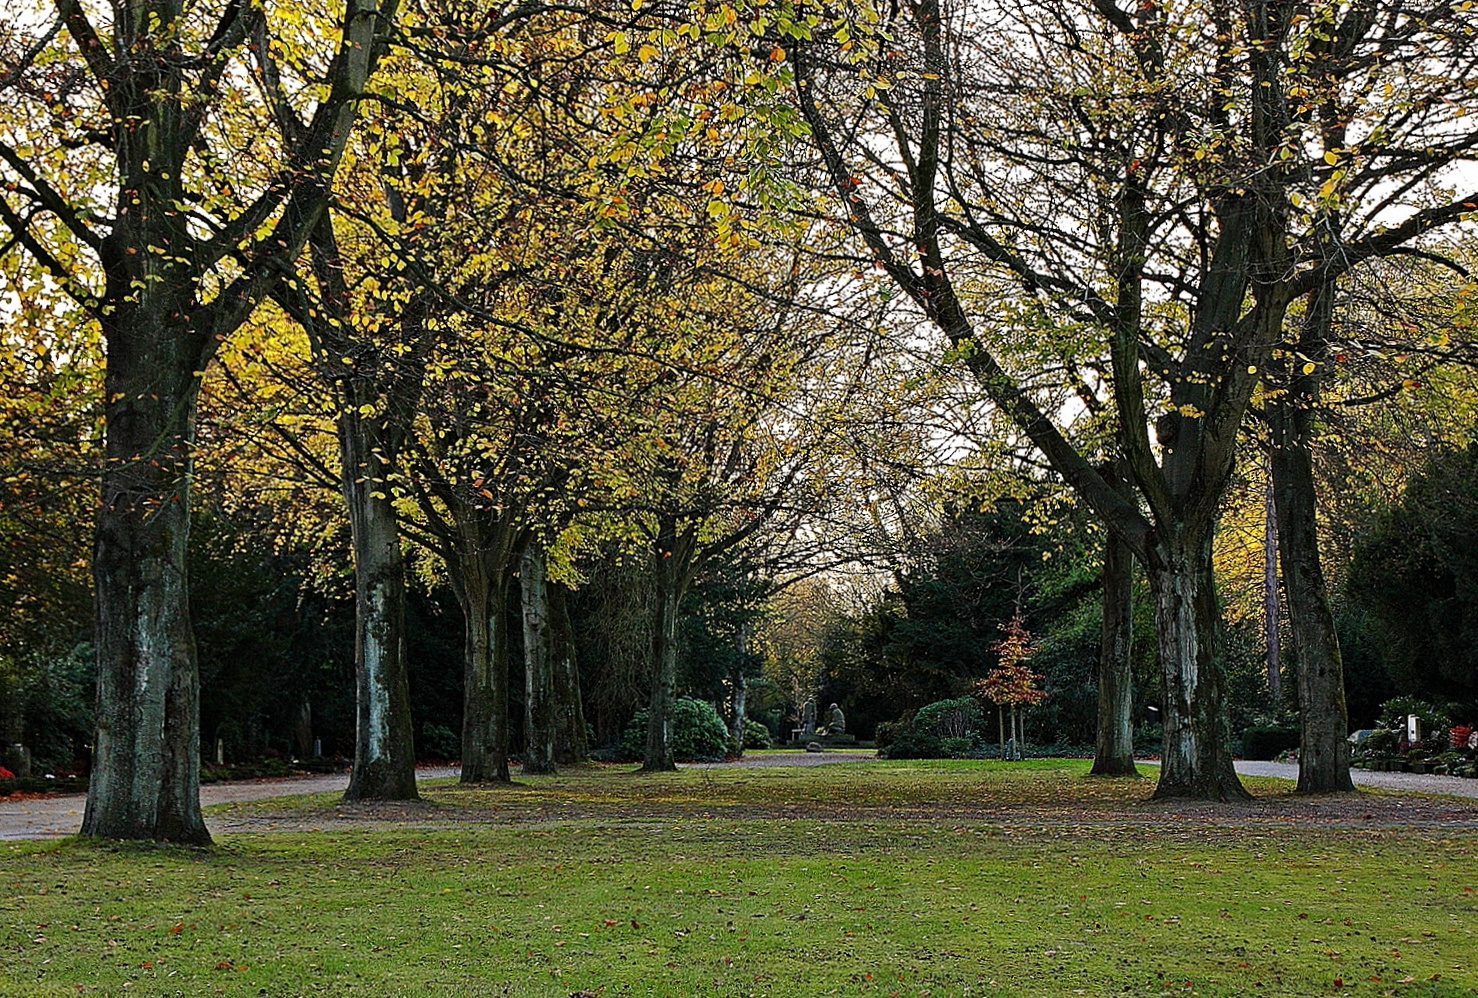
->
3, 755, 1474, 841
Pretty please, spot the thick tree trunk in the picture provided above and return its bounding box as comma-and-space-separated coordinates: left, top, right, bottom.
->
341, 409, 419, 802
450, 542, 513, 784
1145, 527, 1250, 800
643, 514, 682, 772
83, 326, 209, 844
1090, 523, 1137, 776
521, 546, 557, 775
548, 581, 589, 764
1270, 287, 1354, 793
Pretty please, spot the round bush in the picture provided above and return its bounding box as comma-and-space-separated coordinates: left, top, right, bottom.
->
620, 698, 731, 762
742, 718, 772, 750
914, 697, 984, 739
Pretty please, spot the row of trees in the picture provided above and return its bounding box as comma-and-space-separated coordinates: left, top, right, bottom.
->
787, 0, 1478, 796
3, 0, 1477, 841
0, 0, 897, 841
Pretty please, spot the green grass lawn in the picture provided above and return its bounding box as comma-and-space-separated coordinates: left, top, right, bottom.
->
2, 759, 1475, 997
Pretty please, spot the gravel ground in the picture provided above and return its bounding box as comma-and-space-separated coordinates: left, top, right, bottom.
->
1233, 759, 1478, 797
3, 754, 1474, 841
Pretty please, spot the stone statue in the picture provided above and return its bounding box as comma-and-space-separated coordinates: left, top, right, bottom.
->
827, 703, 845, 735
801, 699, 816, 736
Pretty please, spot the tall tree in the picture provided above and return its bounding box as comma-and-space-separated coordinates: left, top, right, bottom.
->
1268, 284, 1354, 791
791, 0, 1478, 798
0, 0, 398, 839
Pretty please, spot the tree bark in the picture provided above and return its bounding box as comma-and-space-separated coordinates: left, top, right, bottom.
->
340, 406, 419, 802
1090, 464, 1137, 777
1089, 533, 1137, 775
548, 580, 589, 765
82, 302, 210, 843
447, 522, 514, 784
521, 546, 557, 775
9, 0, 398, 842
1271, 286, 1354, 793
730, 668, 748, 757
643, 512, 682, 772
1264, 483, 1282, 699
1145, 526, 1250, 800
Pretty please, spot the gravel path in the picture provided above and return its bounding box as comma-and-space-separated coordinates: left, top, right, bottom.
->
0, 768, 457, 841
3, 755, 1473, 841
1233, 759, 1478, 797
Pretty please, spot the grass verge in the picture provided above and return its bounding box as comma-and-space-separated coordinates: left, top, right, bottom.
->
2, 759, 1475, 997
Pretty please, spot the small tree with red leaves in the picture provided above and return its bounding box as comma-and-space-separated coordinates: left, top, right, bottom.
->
974, 610, 1048, 760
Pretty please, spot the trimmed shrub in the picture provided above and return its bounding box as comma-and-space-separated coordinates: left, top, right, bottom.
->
620, 698, 730, 762
878, 732, 944, 759
878, 698, 988, 759
874, 716, 911, 751
1240, 725, 1300, 761
914, 697, 984, 739
742, 719, 771, 750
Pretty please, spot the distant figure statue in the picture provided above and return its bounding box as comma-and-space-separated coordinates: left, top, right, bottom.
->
827, 703, 845, 735
801, 699, 816, 736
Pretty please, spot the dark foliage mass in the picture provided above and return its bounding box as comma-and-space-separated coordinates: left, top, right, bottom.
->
1346, 443, 1478, 715
818, 499, 1137, 746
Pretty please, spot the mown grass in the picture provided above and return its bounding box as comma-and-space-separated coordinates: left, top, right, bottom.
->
2, 759, 1475, 998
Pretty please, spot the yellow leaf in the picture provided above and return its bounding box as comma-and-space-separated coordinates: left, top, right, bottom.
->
1301, 361, 1316, 374
1323, 151, 1339, 166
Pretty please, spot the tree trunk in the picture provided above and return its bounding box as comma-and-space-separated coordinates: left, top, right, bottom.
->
643, 513, 682, 772
1270, 287, 1354, 793
730, 668, 749, 757
521, 546, 557, 775
1090, 464, 1137, 777
83, 323, 209, 844
1145, 526, 1250, 800
449, 536, 513, 784
341, 408, 419, 802
548, 581, 589, 764
1263, 482, 1282, 699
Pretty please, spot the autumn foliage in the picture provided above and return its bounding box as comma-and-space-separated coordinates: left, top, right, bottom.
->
975, 611, 1048, 709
